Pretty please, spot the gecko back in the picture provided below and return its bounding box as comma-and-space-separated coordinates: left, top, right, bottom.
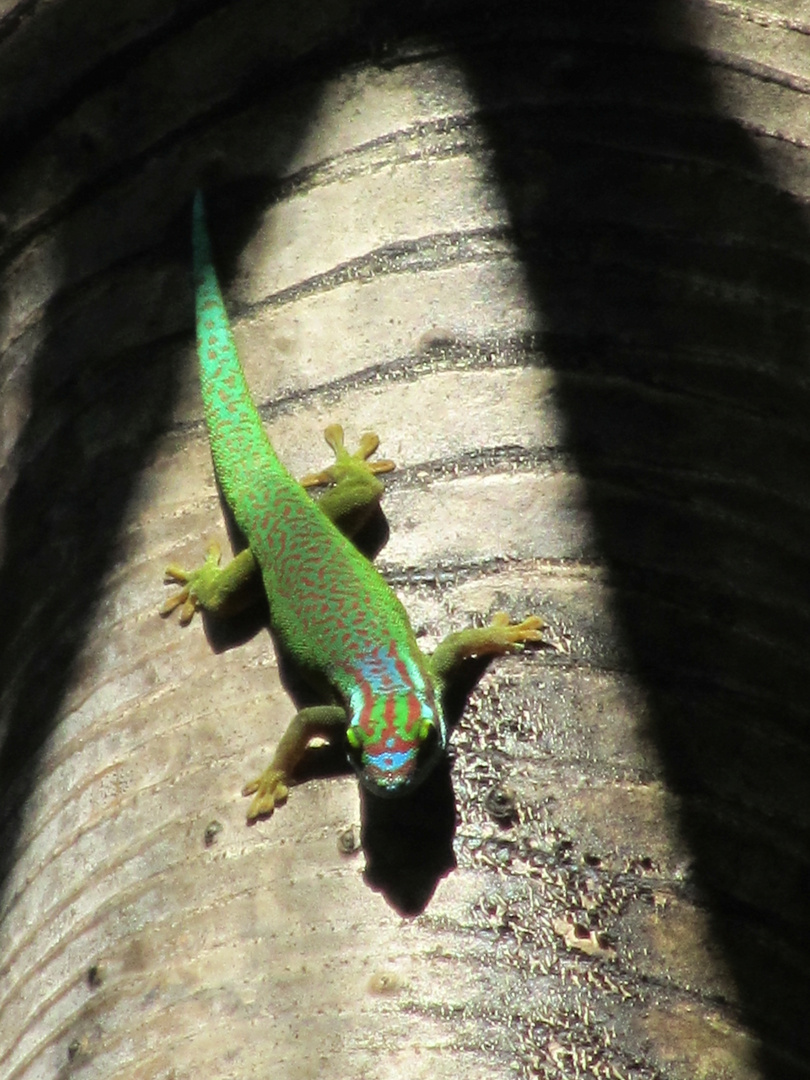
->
191, 193, 424, 702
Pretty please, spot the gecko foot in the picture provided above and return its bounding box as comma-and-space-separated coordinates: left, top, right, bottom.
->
160, 541, 222, 625
242, 768, 289, 820
487, 611, 546, 651
300, 423, 395, 489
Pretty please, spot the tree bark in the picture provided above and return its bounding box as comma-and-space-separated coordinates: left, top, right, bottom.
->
1, 2, 808, 1078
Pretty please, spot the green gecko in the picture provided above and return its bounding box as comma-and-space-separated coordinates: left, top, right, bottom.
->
162, 191, 544, 820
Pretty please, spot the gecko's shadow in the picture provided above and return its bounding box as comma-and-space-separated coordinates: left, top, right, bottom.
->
359, 756, 456, 915
211, 618, 460, 917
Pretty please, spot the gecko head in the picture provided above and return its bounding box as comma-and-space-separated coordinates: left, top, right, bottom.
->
346, 693, 445, 797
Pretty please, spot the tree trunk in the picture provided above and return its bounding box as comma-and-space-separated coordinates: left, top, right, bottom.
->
1, 2, 808, 1078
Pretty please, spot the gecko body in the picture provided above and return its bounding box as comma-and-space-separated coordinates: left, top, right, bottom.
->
163, 192, 542, 817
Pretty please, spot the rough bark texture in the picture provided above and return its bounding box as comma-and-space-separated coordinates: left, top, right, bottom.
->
0, 1, 808, 1078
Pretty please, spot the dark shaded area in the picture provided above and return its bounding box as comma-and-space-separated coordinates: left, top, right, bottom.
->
440, 1, 810, 1075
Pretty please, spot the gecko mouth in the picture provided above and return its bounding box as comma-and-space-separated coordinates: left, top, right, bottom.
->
358, 740, 441, 797
359, 756, 419, 797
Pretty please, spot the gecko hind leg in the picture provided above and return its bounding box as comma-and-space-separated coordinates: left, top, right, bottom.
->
301, 423, 395, 530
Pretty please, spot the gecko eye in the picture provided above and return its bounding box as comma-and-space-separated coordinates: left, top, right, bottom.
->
417, 717, 434, 741
345, 724, 364, 768
414, 715, 440, 769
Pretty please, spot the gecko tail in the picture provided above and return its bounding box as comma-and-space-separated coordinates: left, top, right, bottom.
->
191, 191, 289, 507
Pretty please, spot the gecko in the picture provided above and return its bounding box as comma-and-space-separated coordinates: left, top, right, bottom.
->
162, 191, 544, 820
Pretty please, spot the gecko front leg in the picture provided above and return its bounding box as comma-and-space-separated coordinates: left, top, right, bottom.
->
242, 705, 348, 819
429, 612, 545, 686
301, 423, 394, 532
